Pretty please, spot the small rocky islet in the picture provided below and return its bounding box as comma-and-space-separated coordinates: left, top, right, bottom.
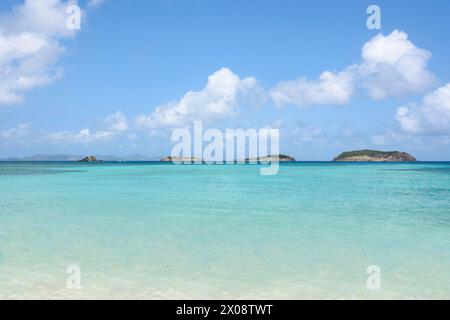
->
245, 154, 296, 162
160, 156, 202, 163
78, 156, 102, 163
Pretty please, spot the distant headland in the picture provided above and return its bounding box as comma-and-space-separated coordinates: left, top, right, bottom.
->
333, 150, 416, 162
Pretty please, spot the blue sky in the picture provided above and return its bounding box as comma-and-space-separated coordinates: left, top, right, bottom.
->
1, 0, 450, 160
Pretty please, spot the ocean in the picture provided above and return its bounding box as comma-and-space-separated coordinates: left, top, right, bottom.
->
0, 161, 449, 299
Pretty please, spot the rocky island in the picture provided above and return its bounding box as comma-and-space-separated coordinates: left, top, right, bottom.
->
333, 150, 416, 162
78, 156, 102, 163
160, 154, 296, 163
245, 154, 296, 162
160, 156, 202, 163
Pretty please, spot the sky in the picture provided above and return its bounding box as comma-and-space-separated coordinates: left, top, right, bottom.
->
1, 0, 450, 160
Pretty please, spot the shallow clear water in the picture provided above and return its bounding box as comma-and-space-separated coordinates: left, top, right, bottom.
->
0, 162, 449, 299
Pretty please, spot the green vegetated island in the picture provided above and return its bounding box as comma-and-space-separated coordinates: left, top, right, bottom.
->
333, 150, 416, 162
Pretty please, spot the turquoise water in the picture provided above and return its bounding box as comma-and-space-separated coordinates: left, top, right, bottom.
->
0, 161, 449, 299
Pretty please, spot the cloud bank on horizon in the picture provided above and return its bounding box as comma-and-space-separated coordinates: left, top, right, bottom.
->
1, 110, 129, 144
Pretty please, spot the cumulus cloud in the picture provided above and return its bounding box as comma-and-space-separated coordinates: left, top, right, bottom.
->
41, 128, 115, 143
359, 30, 435, 100
103, 111, 128, 132
270, 30, 435, 107
45, 111, 129, 143
0, 122, 33, 139
1, 0, 80, 38
136, 68, 264, 129
396, 106, 422, 133
271, 69, 355, 107
396, 84, 450, 134
0, 0, 81, 106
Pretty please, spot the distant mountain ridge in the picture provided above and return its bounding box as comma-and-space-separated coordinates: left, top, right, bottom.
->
0, 154, 159, 162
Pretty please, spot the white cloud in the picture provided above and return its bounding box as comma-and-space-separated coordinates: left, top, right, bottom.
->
0, 32, 64, 104
270, 68, 355, 107
42, 128, 116, 143
359, 30, 435, 100
136, 68, 264, 129
279, 122, 326, 145
371, 134, 386, 146
103, 111, 128, 132
0, 122, 33, 139
0, 112, 129, 145
270, 30, 435, 107
0, 0, 81, 106
396, 84, 450, 134
290, 125, 324, 143
396, 106, 422, 133
422, 84, 450, 132
1, 0, 80, 38
87, 0, 108, 9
